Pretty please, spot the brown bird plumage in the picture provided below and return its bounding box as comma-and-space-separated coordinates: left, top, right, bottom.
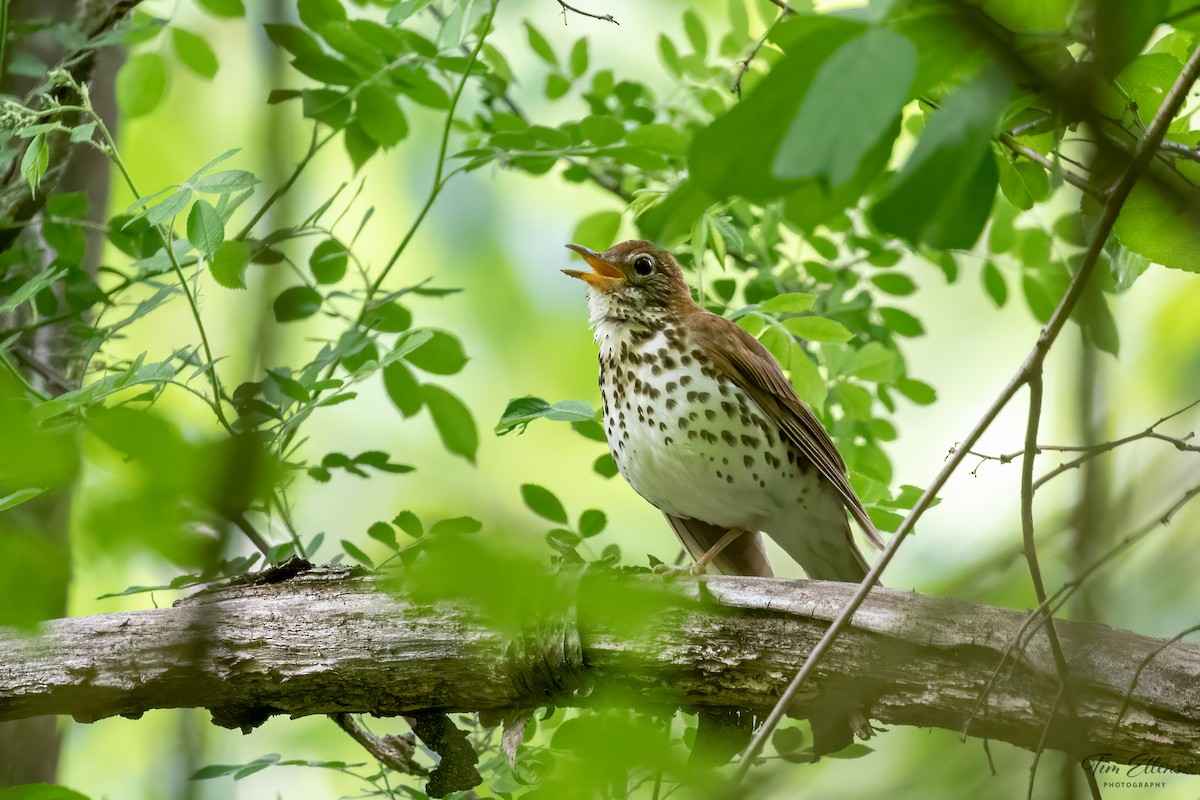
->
564, 240, 882, 583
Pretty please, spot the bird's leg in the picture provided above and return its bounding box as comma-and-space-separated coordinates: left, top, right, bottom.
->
689, 527, 748, 575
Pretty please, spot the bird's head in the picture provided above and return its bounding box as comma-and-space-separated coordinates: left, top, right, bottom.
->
563, 240, 693, 321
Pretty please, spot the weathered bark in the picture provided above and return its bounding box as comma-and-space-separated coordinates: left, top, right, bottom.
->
0, 567, 1196, 773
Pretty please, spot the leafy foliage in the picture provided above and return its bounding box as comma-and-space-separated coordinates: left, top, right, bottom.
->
2, 0, 1199, 797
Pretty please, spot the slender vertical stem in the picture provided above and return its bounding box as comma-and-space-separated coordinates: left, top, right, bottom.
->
366, 0, 499, 301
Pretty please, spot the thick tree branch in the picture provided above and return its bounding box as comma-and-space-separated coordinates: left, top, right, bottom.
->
1, 569, 1198, 774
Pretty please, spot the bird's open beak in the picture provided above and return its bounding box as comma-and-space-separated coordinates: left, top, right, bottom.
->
563, 243, 625, 291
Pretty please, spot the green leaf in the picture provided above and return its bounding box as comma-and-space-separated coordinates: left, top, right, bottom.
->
895, 376, 936, 405
363, 302, 412, 333
299, 0, 346, 30
525, 22, 557, 66
392, 510, 423, 538
344, 122, 377, 172
367, 522, 397, 549
572, 210, 622, 250
341, 539, 373, 567
430, 516, 482, 535
273, 286, 322, 322
683, 10, 708, 55
785, 342, 827, 409
19, 134, 48, 194
355, 85, 408, 148
405, 329, 467, 375
210, 240, 250, 289
593, 453, 618, 478
265, 23, 324, 59
760, 292, 816, 314
782, 316, 853, 343
772, 28, 915, 187
116, 53, 168, 118
521, 483, 568, 524
186, 199, 224, 258
422, 385, 477, 462
982, 262, 1007, 307
495, 397, 597, 435
0, 268, 66, 314
1111, 178, 1200, 273
692, 17, 863, 200
546, 74, 571, 100
626, 124, 690, 158
309, 239, 348, 284
578, 509, 607, 537
847, 342, 900, 383
1115, 53, 1182, 120
193, 170, 258, 193
569, 38, 589, 77
878, 307, 924, 337
997, 156, 1050, 211
1096, 0, 1169, 78
383, 360, 422, 417
195, 0, 244, 16
869, 68, 1013, 249
978, 0, 1073, 32
581, 115, 624, 146
0, 488, 47, 512
172, 28, 219, 78
870, 273, 917, 296
1022, 274, 1056, 322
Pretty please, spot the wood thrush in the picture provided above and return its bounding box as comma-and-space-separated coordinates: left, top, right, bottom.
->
564, 240, 884, 583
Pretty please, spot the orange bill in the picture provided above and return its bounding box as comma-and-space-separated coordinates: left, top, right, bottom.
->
563, 243, 625, 290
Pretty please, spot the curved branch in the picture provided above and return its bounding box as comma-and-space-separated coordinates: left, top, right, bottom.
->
0, 569, 1198, 774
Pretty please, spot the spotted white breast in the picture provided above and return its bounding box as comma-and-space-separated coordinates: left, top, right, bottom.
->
595, 316, 833, 535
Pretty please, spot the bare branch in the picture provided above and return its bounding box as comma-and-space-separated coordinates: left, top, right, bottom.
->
1159, 139, 1200, 163
732, 12, 785, 97
555, 0, 618, 25
2, 569, 1199, 774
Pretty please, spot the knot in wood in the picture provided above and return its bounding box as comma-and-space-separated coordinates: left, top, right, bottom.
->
504, 605, 588, 702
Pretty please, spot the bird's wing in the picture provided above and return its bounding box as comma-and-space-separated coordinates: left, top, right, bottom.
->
664, 514, 774, 577
688, 310, 885, 550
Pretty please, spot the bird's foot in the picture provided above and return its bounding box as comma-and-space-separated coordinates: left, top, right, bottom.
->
651, 562, 709, 578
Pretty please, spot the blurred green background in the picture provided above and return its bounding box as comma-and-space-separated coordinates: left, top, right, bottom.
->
11, 0, 1198, 797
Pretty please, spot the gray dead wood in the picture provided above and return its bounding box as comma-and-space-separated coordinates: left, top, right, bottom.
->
0, 568, 1196, 772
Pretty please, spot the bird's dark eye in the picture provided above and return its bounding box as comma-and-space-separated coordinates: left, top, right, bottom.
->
633, 255, 654, 276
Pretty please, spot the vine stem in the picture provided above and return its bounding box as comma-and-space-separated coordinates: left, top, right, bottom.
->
68, 86, 234, 432
730, 42, 1200, 786
366, 0, 499, 302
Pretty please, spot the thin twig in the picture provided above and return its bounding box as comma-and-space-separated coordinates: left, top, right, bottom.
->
729, 41, 1200, 787
1159, 138, 1200, 163
732, 12, 784, 97
960, 398, 1200, 488
331, 713, 430, 777
10, 344, 74, 395
1019, 373, 1100, 797
999, 133, 1103, 197
1027, 682, 1067, 800
762, 0, 798, 14
555, 0, 618, 25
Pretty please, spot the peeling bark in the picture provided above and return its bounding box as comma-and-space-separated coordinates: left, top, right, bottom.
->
0, 567, 1196, 773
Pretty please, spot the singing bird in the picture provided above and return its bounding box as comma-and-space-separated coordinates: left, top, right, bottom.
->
563, 240, 884, 583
